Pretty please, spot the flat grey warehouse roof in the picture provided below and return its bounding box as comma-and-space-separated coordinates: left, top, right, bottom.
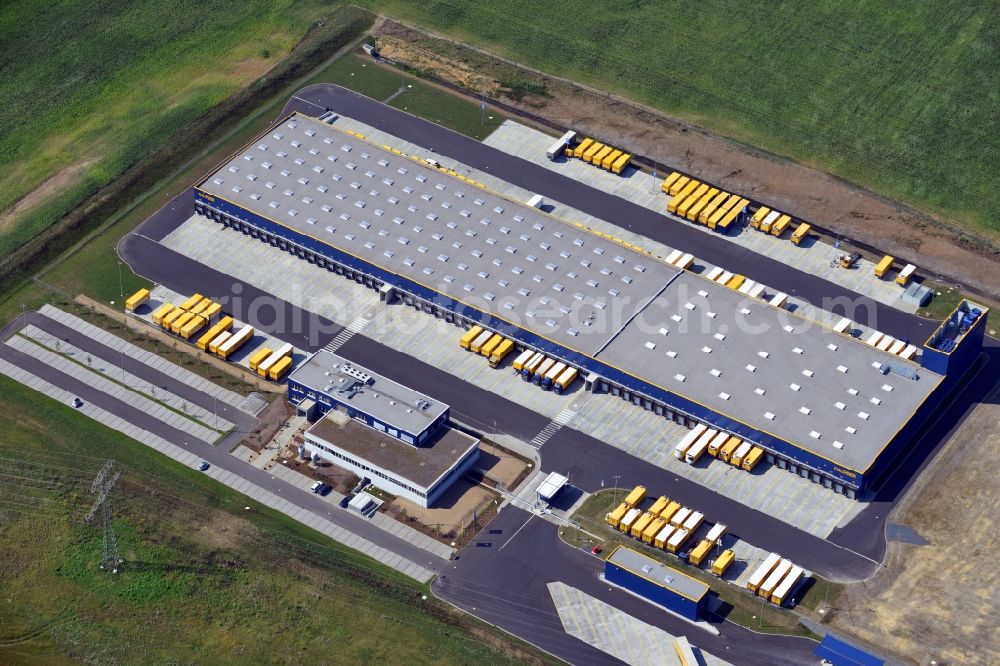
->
608, 546, 708, 602
307, 412, 478, 488
200, 112, 940, 472
289, 349, 447, 436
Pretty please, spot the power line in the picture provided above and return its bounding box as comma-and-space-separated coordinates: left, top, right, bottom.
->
85, 460, 123, 573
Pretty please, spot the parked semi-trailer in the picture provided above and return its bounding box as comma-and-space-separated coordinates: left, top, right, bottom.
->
189, 298, 213, 316
623, 485, 646, 508
197, 316, 234, 350
688, 539, 713, 566
532, 358, 556, 385
659, 500, 681, 523
630, 511, 656, 538
707, 195, 740, 229
726, 274, 746, 290
170, 311, 196, 335
572, 138, 594, 158
607, 502, 630, 528
770, 565, 804, 606
469, 329, 494, 354
760, 211, 781, 234
685, 428, 717, 464
179, 293, 204, 311
201, 301, 223, 320
653, 525, 676, 549
875, 254, 895, 278
218, 324, 254, 359
790, 222, 811, 245
125, 288, 150, 312
674, 637, 697, 666
716, 199, 748, 230
670, 507, 692, 527
642, 517, 667, 544
611, 153, 631, 174
619, 507, 642, 533
258, 342, 293, 377
698, 191, 730, 224
459, 325, 484, 350
552, 366, 578, 393
749, 207, 771, 229
707, 431, 730, 457
511, 349, 535, 373
673, 424, 707, 460
668, 180, 701, 213
208, 331, 232, 355
161, 307, 185, 330
666, 528, 690, 553
542, 362, 567, 390
668, 175, 690, 196
179, 315, 207, 340
682, 511, 704, 534
719, 436, 742, 463
648, 496, 670, 516
759, 560, 793, 599
896, 263, 916, 286
770, 214, 792, 237
592, 145, 614, 166
151, 303, 175, 326
712, 549, 735, 576
661, 172, 682, 193
489, 339, 515, 367
479, 334, 504, 358
731, 441, 754, 467
742, 447, 764, 471
249, 348, 273, 372
601, 149, 624, 170
521, 352, 546, 380
746, 553, 782, 593
705, 523, 727, 543
582, 142, 604, 163
676, 184, 709, 218
267, 355, 293, 380
686, 188, 719, 222
546, 130, 576, 160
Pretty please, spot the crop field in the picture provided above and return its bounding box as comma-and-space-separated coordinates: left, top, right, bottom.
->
0, 0, 343, 259
0, 374, 551, 665
362, 0, 999, 237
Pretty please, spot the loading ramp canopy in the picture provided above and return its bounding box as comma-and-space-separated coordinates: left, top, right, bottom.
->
536, 472, 569, 502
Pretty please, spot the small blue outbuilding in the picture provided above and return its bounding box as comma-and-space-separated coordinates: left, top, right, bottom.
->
814, 634, 884, 666
604, 545, 709, 621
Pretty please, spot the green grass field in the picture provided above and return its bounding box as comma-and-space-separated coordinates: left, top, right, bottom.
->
361, 1, 1000, 237
0, 0, 341, 258
0, 374, 551, 664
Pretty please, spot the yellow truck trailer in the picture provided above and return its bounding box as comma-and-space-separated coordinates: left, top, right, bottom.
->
667, 180, 701, 214
896, 263, 916, 286
249, 347, 273, 372
606, 502, 630, 529
698, 191, 730, 224
731, 441, 753, 467
267, 355, 293, 380
742, 447, 764, 471
489, 339, 515, 367
688, 539, 713, 566
648, 496, 670, 516
201, 301, 223, 320
170, 311, 196, 335
552, 366, 578, 394
511, 349, 535, 373
218, 325, 254, 359
611, 153, 631, 174
686, 188, 719, 222
667, 175, 690, 196
622, 485, 647, 508
151, 303, 175, 326
189, 298, 213, 316
676, 184, 709, 218
653, 525, 675, 549
726, 274, 746, 290
179, 293, 204, 311
179, 315, 207, 340
712, 549, 735, 576
125, 288, 150, 312
659, 500, 681, 524
666, 528, 690, 553
618, 508, 642, 533
790, 222, 811, 245
469, 329, 494, 354
749, 207, 771, 230
661, 172, 682, 193
770, 214, 792, 237
572, 138, 594, 159
480, 334, 505, 358
591, 145, 614, 166
716, 200, 748, 230
208, 331, 232, 355
875, 254, 895, 278
197, 316, 234, 350
601, 149, 623, 170
459, 325, 485, 350
631, 512, 657, 538
707, 194, 741, 228
707, 431, 730, 457
582, 141, 604, 163
718, 437, 742, 463
160, 307, 185, 330
642, 517, 667, 544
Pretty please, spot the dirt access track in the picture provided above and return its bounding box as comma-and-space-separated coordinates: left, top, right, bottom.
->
373, 21, 1000, 301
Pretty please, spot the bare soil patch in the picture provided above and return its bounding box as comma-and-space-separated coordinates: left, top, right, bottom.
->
0, 158, 98, 233
374, 21, 1000, 299
827, 378, 1000, 664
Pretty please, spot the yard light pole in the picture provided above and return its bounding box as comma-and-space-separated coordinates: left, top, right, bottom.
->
613, 474, 621, 504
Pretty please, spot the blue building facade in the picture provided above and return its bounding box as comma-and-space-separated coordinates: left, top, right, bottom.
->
604, 546, 708, 620
193, 186, 987, 499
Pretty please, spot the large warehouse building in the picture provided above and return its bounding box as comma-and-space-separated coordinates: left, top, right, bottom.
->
194, 111, 988, 498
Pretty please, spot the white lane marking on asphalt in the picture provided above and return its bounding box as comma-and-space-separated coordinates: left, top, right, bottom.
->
498, 513, 534, 551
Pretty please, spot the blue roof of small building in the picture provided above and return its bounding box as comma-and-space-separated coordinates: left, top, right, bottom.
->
814, 634, 884, 666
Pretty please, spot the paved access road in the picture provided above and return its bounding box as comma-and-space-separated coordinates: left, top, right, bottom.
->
287, 84, 934, 343
434, 505, 818, 666
0, 313, 448, 578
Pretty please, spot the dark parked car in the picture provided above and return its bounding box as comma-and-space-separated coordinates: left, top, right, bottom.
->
197, 461, 210, 472
72, 397, 84, 408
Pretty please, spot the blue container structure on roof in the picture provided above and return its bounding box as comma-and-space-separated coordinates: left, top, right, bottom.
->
193, 110, 988, 498
604, 545, 708, 620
